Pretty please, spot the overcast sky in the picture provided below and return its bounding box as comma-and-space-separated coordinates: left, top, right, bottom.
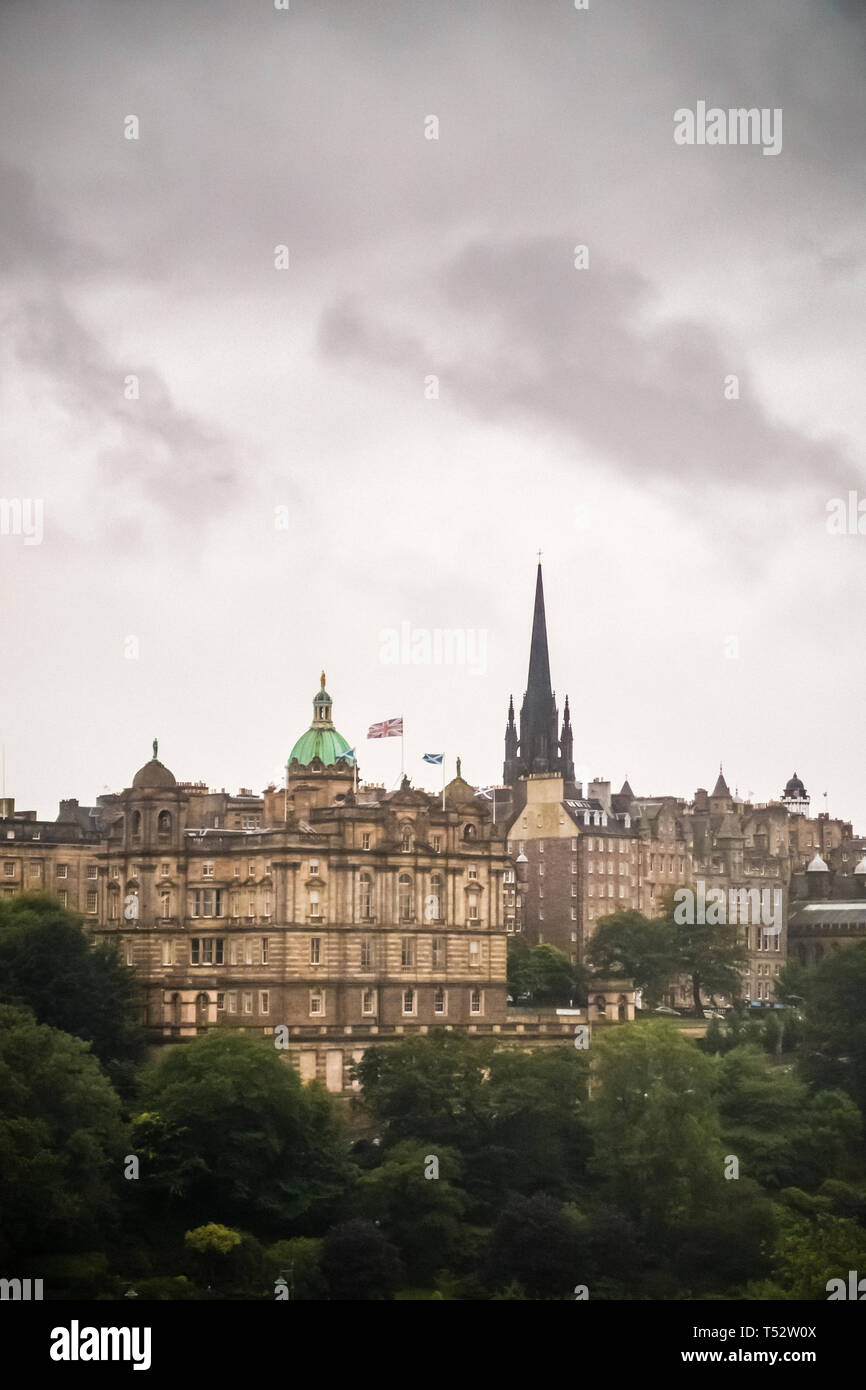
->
1, 0, 864, 828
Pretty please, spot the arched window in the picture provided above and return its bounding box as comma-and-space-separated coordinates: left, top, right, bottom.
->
157, 810, 172, 839
359, 873, 373, 919
470, 988, 482, 1015
429, 871, 442, 922
401, 827, 413, 853
160, 891, 171, 920
398, 874, 413, 920
463, 824, 476, 841
171, 992, 182, 1026
131, 810, 142, 839
594, 994, 607, 1014
402, 987, 415, 1015
196, 992, 209, 1024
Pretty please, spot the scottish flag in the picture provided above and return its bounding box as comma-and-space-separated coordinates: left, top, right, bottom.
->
423, 752, 444, 765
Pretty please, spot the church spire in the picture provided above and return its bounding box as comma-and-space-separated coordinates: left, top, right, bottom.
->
503, 561, 571, 786
526, 562, 552, 699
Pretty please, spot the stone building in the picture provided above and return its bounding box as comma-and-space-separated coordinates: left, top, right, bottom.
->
0, 677, 512, 1090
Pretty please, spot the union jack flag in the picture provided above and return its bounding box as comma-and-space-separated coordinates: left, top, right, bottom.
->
367, 717, 404, 739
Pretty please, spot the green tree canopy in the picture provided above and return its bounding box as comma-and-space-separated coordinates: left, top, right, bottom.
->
586, 909, 677, 1006
133, 1032, 354, 1235
0, 1004, 127, 1261
507, 939, 588, 1005
798, 942, 866, 1113
0, 892, 144, 1085
320, 1220, 403, 1301
483, 1194, 581, 1299
588, 1019, 725, 1239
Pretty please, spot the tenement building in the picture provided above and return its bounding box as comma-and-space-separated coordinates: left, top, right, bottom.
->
0, 676, 511, 1089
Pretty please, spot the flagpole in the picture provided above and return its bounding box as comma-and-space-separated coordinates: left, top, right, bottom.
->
401, 716, 405, 779
442, 757, 446, 812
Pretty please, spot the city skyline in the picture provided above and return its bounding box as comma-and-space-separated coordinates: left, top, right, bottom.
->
2, 1, 865, 824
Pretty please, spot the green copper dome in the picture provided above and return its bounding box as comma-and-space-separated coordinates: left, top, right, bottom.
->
289, 672, 355, 768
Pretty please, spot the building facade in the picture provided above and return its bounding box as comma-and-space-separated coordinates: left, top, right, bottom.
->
0, 679, 511, 1089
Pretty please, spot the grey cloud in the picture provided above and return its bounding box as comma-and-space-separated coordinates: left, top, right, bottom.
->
320, 238, 856, 495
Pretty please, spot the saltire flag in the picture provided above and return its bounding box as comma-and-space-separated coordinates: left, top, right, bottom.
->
475, 786, 494, 800
340, 748, 356, 760
423, 753, 444, 765
367, 717, 404, 739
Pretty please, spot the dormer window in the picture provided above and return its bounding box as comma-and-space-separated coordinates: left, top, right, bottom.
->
401, 833, 412, 853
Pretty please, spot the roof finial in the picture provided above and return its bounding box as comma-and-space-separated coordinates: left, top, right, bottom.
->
320, 670, 326, 690
456, 756, 462, 778
537, 548, 542, 564
153, 737, 158, 760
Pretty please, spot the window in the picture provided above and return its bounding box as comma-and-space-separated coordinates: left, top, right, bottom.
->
56, 863, 68, 878
29, 861, 42, 878
468, 894, 479, 921
262, 893, 271, 918
217, 992, 225, 1011
470, 988, 483, 1016
162, 940, 173, 966
401, 830, 412, 852
572, 861, 577, 874
468, 865, 478, 879
228, 992, 237, 1014
261, 937, 269, 964
160, 892, 171, 919
310, 937, 321, 965
160, 863, 170, 877
619, 885, 625, 898
157, 810, 172, 838
433, 835, 441, 853
361, 936, 373, 970
402, 987, 416, 1015
131, 811, 142, 839
125, 942, 134, 966
58, 890, 68, 908
362, 989, 376, 1016
608, 884, 614, 897
242, 992, 253, 1015
360, 872, 373, 918
429, 871, 442, 920
538, 841, 544, 854
432, 936, 446, 969
87, 864, 98, 879
245, 938, 254, 965
572, 838, 578, 851
362, 832, 371, 851
589, 884, 594, 897
86, 890, 98, 914
192, 889, 223, 918
309, 860, 318, 877
310, 989, 324, 1016
538, 864, 544, 877
259, 991, 270, 1015
469, 940, 481, 968
434, 986, 446, 1015
399, 874, 413, 920
233, 865, 240, 877
191, 937, 224, 966
202, 862, 214, 878
309, 890, 320, 918
401, 936, 415, 968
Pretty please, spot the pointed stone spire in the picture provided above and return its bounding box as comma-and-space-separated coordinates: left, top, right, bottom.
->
526, 562, 552, 698
712, 765, 730, 798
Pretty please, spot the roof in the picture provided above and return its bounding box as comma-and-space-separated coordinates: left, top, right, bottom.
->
132, 758, 177, 790
711, 770, 730, 797
289, 727, 355, 768
789, 903, 866, 927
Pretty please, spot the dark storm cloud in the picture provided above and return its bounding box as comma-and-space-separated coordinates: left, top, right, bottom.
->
320, 238, 856, 494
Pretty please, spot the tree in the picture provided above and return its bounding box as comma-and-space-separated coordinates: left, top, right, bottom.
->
352, 1033, 496, 1148
0, 1004, 127, 1261
588, 1020, 724, 1239
263, 1237, 327, 1300
798, 942, 866, 1112
320, 1220, 403, 1300
507, 939, 587, 1005
483, 1194, 581, 1299
356, 1141, 467, 1284
183, 1223, 263, 1295
0, 893, 144, 1085
133, 1032, 354, 1234
749, 1207, 866, 1300
586, 910, 677, 1006
354, 1034, 591, 1216
662, 889, 748, 1016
